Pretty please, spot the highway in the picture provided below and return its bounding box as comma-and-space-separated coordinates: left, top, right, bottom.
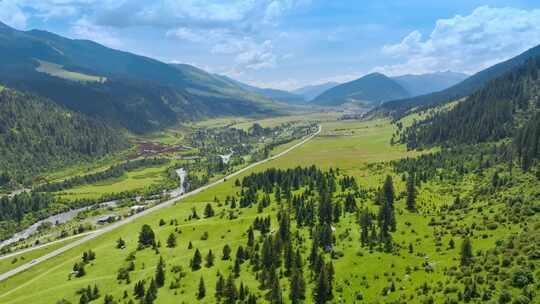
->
0, 124, 320, 282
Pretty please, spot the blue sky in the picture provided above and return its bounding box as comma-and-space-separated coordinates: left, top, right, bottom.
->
1, 0, 540, 90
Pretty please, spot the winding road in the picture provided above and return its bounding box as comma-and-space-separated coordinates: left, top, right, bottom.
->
0, 125, 321, 282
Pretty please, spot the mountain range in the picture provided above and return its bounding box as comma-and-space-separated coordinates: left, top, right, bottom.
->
392, 71, 468, 97
311, 73, 410, 106
0, 22, 284, 133
306, 71, 467, 107
215, 75, 307, 104
376, 44, 540, 117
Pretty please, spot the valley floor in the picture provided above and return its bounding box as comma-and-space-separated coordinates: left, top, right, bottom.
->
0, 113, 538, 304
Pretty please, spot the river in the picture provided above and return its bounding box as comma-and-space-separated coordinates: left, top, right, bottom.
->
0, 168, 187, 249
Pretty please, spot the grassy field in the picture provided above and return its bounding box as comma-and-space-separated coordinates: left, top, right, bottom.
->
0, 117, 410, 302
43, 151, 134, 185
56, 165, 170, 201
0, 115, 534, 303
0, 236, 85, 275
232, 112, 342, 130
35, 60, 106, 83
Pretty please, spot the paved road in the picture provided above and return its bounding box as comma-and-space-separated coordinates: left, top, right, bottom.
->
0, 231, 96, 261
0, 125, 320, 282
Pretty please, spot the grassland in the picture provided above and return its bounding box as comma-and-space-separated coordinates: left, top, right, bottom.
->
56, 164, 171, 201
43, 150, 134, 185
0, 115, 535, 303
35, 60, 106, 83
0, 235, 86, 275
0, 117, 413, 302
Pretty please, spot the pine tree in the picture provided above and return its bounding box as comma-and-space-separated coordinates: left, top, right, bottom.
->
289, 267, 306, 304
332, 202, 342, 223
116, 238, 126, 249
204, 203, 215, 218
138, 224, 156, 248
73, 262, 86, 277
233, 258, 241, 277
236, 246, 245, 263
262, 236, 274, 269
224, 274, 238, 304
318, 191, 333, 224
359, 208, 371, 247
191, 249, 202, 271
79, 293, 89, 304
215, 273, 225, 300
378, 175, 396, 240
103, 294, 115, 304
133, 280, 145, 298
197, 277, 206, 299
406, 174, 417, 212
269, 272, 283, 304
344, 192, 357, 213
313, 262, 333, 304
239, 282, 246, 301
383, 175, 395, 206
247, 226, 255, 247
205, 250, 215, 267
284, 240, 293, 276
166, 233, 176, 248
92, 285, 100, 299
155, 256, 165, 287
222, 244, 231, 260
143, 279, 157, 304
460, 237, 473, 266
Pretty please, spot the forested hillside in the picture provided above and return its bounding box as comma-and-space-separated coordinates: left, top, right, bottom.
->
399, 55, 540, 151
0, 22, 281, 133
516, 113, 540, 170
376, 44, 540, 118
0, 88, 127, 186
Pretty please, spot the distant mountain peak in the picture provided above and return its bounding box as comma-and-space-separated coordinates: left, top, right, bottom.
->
312, 72, 409, 106
366, 72, 386, 77
377, 43, 540, 117
0, 21, 14, 31
391, 71, 469, 97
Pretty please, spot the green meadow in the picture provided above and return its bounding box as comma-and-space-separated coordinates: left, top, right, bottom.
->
35, 60, 106, 83
0, 115, 536, 303
56, 165, 170, 201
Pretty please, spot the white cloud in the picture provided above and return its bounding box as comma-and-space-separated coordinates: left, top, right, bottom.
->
235, 40, 277, 70
0, 0, 27, 29
166, 27, 211, 43
7, 0, 308, 73
160, 1, 308, 71
93, 0, 308, 30
70, 16, 122, 48
376, 6, 540, 75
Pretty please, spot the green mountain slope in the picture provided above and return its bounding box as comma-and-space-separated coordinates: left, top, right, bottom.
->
0, 88, 127, 185
392, 71, 468, 97
0, 22, 281, 133
312, 73, 409, 106
377, 44, 540, 117
400, 55, 540, 151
